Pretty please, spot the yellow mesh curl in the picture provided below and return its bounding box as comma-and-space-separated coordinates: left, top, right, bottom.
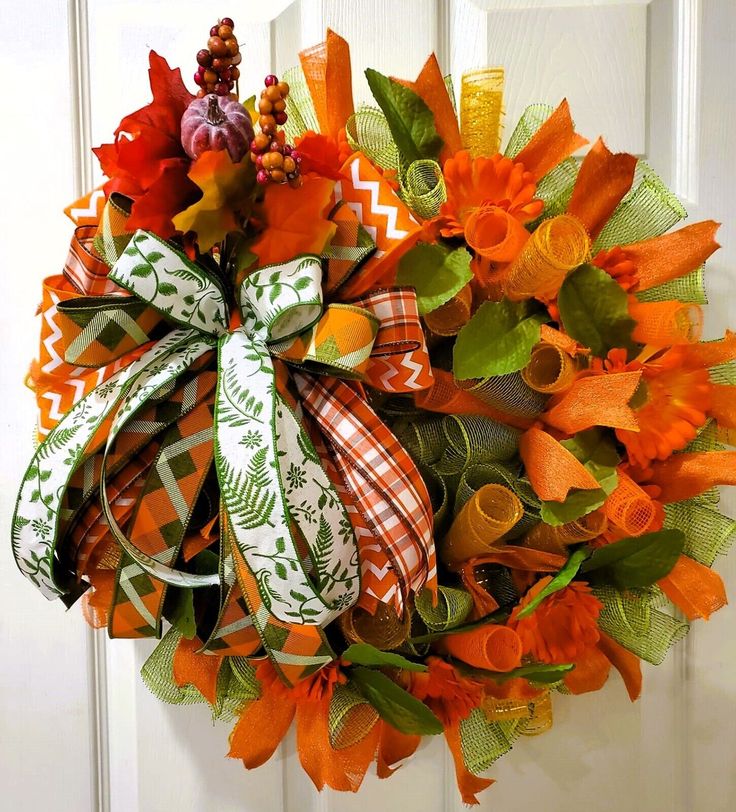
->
400, 159, 447, 220
424, 283, 473, 336
441, 484, 523, 565
339, 601, 411, 650
504, 214, 591, 301
460, 68, 505, 158
521, 341, 578, 393
523, 511, 608, 550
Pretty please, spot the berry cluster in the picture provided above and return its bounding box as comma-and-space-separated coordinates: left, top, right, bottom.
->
249, 75, 302, 187
194, 17, 241, 98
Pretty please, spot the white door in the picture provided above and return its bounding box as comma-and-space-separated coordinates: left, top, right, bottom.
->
2, 1, 735, 810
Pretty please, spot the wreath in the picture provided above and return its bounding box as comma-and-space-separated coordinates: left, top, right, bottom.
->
13, 19, 735, 804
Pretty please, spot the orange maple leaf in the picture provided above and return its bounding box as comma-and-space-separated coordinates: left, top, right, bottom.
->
250, 176, 337, 266
173, 150, 256, 252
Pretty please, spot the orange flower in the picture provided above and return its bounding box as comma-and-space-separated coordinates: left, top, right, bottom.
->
508, 579, 602, 664
407, 657, 485, 727
592, 245, 639, 291
426, 150, 543, 240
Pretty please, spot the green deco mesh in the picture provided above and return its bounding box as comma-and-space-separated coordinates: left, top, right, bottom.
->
345, 106, 400, 171
141, 628, 260, 720
400, 159, 447, 219
434, 415, 521, 480
460, 709, 528, 773
461, 371, 549, 418
593, 586, 689, 665
664, 501, 736, 566
415, 585, 473, 631
593, 162, 687, 251
282, 65, 319, 141
636, 266, 708, 305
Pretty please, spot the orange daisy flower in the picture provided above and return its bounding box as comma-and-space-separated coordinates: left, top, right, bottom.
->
426, 150, 543, 240
406, 657, 484, 727
508, 579, 602, 664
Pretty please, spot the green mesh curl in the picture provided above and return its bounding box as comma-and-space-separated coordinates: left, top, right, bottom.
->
328, 684, 379, 749
664, 501, 736, 566
415, 585, 473, 631
400, 159, 447, 219
141, 628, 206, 706
593, 586, 689, 665
345, 106, 399, 171
283, 65, 319, 141
394, 416, 447, 465
504, 103, 553, 158
215, 659, 261, 722
435, 415, 521, 479
636, 266, 707, 305
417, 461, 451, 535
593, 162, 687, 252
460, 372, 548, 418
460, 708, 526, 773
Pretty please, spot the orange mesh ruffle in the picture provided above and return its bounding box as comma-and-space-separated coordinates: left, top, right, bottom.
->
710, 384, 736, 429
521, 341, 578, 394
648, 451, 736, 503
629, 300, 703, 346
514, 99, 588, 180
658, 555, 727, 620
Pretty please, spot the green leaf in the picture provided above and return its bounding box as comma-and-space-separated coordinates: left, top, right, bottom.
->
158, 282, 177, 296
539, 429, 620, 526
274, 562, 288, 580
350, 667, 443, 735
364, 68, 443, 164
343, 642, 428, 672
557, 264, 637, 358
454, 299, 550, 380
581, 529, 685, 588
395, 244, 473, 315
130, 263, 152, 278
168, 587, 196, 639
457, 661, 575, 684
516, 548, 589, 619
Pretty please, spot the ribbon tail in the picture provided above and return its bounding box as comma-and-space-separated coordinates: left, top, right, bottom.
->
229, 693, 296, 768
445, 721, 494, 806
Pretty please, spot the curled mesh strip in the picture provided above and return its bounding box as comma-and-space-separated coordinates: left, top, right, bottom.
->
415, 585, 473, 631
709, 360, 736, 385
594, 586, 689, 665
395, 416, 447, 465
593, 162, 687, 252
664, 501, 736, 566
345, 106, 399, 170
400, 159, 447, 220
459, 372, 548, 418
504, 103, 553, 158
329, 684, 379, 749
437, 415, 521, 477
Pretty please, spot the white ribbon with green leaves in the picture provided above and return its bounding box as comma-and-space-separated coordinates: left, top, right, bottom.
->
12, 230, 360, 625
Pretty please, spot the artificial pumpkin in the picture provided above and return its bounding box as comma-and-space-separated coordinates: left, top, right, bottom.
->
181, 94, 254, 163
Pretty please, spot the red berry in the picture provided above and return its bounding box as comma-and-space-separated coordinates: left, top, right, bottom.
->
193, 71, 204, 86
264, 74, 278, 87
256, 169, 270, 185
255, 154, 264, 167
274, 111, 288, 125
215, 82, 230, 96
197, 49, 212, 67
270, 141, 282, 152
210, 25, 219, 36
220, 17, 234, 28
290, 150, 301, 163
220, 68, 232, 82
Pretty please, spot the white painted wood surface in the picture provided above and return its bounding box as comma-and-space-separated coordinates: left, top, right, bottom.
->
1, 1, 735, 810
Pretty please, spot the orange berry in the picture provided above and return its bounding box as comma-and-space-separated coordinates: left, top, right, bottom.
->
258, 98, 273, 114
283, 156, 296, 173
208, 36, 228, 57
203, 69, 217, 84
272, 99, 286, 113
218, 24, 233, 39
265, 85, 281, 102
277, 81, 290, 97
254, 133, 270, 151
225, 38, 239, 57
270, 169, 286, 183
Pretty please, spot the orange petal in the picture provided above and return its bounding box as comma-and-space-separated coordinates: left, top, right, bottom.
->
514, 99, 589, 180
681, 331, 736, 367
520, 425, 602, 502
567, 138, 637, 240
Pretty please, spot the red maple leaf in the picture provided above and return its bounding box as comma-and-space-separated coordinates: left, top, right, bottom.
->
93, 51, 201, 239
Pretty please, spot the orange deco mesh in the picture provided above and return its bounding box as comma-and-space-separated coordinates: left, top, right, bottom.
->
603, 470, 657, 536
424, 283, 473, 336
629, 300, 703, 346
523, 510, 607, 550
440, 625, 523, 672
521, 341, 578, 393
441, 484, 523, 566
299, 29, 354, 139
503, 214, 590, 301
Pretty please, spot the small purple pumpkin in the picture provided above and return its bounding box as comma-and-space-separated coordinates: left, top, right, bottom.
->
181, 94, 254, 163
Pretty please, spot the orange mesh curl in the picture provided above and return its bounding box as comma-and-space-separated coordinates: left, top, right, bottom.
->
603, 469, 657, 536
658, 555, 728, 621
440, 625, 523, 672
615, 220, 720, 291
519, 425, 601, 502
523, 511, 607, 550
464, 205, 529, 262
710, 384, 736, 429
539, 324, 588, 357
503, 214, 590, 301
629, 300, 703, 346
514, 99, 588, 180
522, 341, 578, 393
339, 602, 411, 650
299, 29, 355, 139
395, 54, 462, 163
518, 528, 568, 557
424, 284, 473, 336
567, 138, 637, 240
543, 370, 642, 434
460, 68, 504, 158
681, 331, 736, 367
441, 484, 523, 566
414, 368, 533, 429
648, 451, 736, 503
